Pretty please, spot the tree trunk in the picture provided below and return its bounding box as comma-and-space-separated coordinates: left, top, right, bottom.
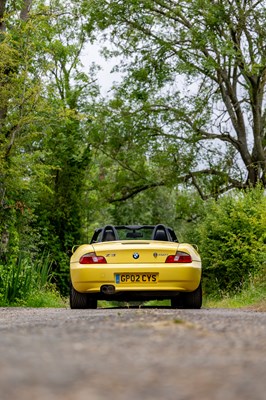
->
0, 0, 7, 32
20, 0, 32, 21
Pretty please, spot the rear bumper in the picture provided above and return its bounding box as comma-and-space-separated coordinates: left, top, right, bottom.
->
70, 262, 201, 295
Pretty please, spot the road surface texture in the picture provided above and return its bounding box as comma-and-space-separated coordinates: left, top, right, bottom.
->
0, 307, 265, 400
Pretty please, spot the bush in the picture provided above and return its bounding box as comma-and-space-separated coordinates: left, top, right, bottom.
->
0, 251, 64, 306
196, 187, 266, 296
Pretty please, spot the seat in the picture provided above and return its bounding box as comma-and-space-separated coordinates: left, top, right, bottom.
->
100, 225, 119, 242
152, 224, 170, 241
102, 231, 116, 242
153, 230, 168, 241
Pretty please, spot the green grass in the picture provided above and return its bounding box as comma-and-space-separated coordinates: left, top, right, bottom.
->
0, 251, 67, 308
0, 285, 67, 308
204, 272, 266, 311
97, 299, 171, 308
204, 288, 266, 310
22, 287, 66, 308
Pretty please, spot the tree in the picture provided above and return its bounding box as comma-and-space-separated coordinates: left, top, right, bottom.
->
84, 0, 266, 198
34, 0, 98, 241
0, 0, 100, 294
0, 0, 44, 259
33, 4, 100, 292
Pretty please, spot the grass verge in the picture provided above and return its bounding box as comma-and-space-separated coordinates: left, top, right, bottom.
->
0, 285, 67, 308
204, 274, 266, 311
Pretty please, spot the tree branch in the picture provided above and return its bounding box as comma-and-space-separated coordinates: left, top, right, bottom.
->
108, 182, 165, 203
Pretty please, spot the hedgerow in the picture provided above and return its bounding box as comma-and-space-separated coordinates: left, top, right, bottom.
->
195, 187, 266, 296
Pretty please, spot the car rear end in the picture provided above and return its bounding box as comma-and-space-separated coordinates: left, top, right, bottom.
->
70, 240, 201, 300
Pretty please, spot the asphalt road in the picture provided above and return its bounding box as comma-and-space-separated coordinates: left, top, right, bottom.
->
0, 307, 265, 400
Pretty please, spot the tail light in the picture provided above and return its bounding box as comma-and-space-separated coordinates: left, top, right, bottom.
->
79, 252, 107, 264
165, 251, 192, 263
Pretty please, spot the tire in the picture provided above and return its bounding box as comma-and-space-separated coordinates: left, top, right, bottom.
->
70, 283, 97, 309
182, 283, 202, 309
171, 294, 184, 309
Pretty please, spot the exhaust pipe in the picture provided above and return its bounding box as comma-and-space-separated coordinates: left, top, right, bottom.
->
101, 285, 115, 295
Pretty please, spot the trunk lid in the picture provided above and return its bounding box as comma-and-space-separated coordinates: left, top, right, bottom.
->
92, 240, 179, 264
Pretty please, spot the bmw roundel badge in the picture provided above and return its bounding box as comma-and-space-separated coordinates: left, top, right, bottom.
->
133, 252, 140, 259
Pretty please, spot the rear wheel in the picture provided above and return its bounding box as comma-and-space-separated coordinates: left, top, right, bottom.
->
183, 283, 202, 309
171, 283, 202, 309
70, 283, 97, 309
171, 294, 184, 309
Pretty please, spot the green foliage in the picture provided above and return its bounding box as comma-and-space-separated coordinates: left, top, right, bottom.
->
172, 191, 206, 242
195, 187, 266, 295
23, 289, 66, 308
205, 266, 266, 309
110, 187, 178, 226
0, 251, 64, 306
0, 0, 99, 295
84, 0, 266, 195
1, 0, 266, 308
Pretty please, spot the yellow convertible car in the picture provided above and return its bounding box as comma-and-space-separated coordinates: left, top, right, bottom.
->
70, 224, 202, 309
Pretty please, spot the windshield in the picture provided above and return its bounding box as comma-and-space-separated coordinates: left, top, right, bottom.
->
116, 226, 154, 240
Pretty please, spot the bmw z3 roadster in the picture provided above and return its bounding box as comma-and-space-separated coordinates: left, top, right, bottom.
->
70, 224, 202, 309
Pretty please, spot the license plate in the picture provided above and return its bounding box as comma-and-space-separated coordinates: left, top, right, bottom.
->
115, 273, 158, 284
